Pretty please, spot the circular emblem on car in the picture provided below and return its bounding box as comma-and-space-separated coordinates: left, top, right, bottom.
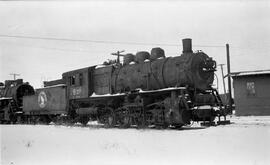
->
38, 91, 47, 108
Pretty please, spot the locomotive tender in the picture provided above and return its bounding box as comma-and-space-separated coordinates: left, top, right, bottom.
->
1, 38, 229, 127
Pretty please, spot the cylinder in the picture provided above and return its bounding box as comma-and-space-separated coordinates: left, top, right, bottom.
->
150, 47, 165, 60
182, 38, 193, 53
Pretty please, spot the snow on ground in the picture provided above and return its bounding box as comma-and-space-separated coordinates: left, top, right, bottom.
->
1, 116, 270, 165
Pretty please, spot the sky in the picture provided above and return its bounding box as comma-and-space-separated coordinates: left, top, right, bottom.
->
0, 0, 270, 93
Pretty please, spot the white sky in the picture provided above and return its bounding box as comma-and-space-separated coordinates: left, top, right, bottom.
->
0, 0, 270, 92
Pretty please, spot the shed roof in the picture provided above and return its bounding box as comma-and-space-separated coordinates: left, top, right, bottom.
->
231, 69, 270, 78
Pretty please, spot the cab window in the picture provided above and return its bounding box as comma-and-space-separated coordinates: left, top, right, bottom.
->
70, 76, 76, 86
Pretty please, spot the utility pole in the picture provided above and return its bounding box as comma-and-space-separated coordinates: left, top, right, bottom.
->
226, 44, 232, 114
218, 64, 227, 103
111, 50, 125, 64
9, 73, 20, 80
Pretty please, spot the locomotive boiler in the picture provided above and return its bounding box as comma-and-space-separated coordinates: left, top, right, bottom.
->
111, 39, 215, 93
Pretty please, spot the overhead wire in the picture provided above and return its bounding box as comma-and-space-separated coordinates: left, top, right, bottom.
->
0, 40, 187, 56
0, 40, 107, 54
0, 34, 225, 48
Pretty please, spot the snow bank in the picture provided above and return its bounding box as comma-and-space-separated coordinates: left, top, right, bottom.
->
1, 116, 270, 165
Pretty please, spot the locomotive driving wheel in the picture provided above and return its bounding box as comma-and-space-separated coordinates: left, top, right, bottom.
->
116, 107, 131, 128
151, 103, 168, 129
131, 106, 145, 128
122, 115, 131, 128
104, 107, 115, 128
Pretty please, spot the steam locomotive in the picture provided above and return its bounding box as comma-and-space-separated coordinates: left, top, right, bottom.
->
0, 38, 229, 128
0, 79, 34, 123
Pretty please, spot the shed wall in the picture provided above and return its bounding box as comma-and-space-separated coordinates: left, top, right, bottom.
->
233, 75, 270, 116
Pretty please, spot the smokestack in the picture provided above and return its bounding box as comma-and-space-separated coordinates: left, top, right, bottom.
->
182, 38, 193, 53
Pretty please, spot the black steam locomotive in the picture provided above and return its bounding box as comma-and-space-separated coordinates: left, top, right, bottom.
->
0, 79, 35, 123
0, 38, 229, 128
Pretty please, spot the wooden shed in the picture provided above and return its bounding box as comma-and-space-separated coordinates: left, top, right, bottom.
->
231, 70, 270, 116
